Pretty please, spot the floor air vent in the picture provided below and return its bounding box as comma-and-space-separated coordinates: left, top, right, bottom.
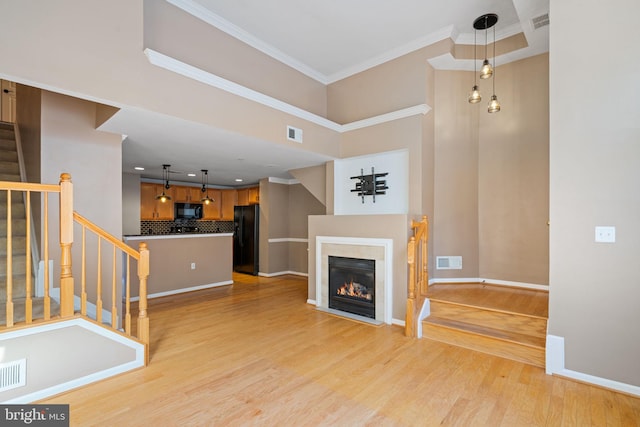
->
0, 359, 26, 392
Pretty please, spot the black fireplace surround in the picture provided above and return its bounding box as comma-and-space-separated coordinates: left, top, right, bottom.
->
328, 256, 375, 319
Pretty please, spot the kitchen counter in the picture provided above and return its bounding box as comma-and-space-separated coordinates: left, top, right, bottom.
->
124, 233, 233, 299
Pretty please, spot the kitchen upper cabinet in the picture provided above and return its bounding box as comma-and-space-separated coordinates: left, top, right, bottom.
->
237, 186, 259, 206
174, 186, 202, 202
202, 189, 222, 219
140, 183, 174, 220
220, 189, 237, 220
248, 187, 259, 205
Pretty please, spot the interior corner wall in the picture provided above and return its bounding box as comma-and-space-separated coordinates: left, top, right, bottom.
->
122, 172, 141, 236
433, 54, 549, 284
478, 53, 549, 285
433, 70, 480, 279
549, 0, 640, 387
40, 91, 123, 315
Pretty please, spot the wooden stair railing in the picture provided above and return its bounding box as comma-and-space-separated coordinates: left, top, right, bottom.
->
1, 173, 150, 363
405, 215, 428, 337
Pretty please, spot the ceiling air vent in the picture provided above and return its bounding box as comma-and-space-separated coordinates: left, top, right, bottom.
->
531, 13, 550, 30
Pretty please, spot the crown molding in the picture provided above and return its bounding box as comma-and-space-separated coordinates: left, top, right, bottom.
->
342, 104, 431, 133
145, 48, 430, 134
165, 0, 328, 84
325, 25, 455, 83
268, 177, 300, 185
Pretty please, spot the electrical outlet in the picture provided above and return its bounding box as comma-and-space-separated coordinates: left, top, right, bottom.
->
595, 226, 615, 243
191, 262, 196, 270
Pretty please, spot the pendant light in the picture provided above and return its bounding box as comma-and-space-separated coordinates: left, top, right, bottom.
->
156, 164, 172, 202
200, 169, 215, 205
477, 14, 496, 79
487, 21, 501, 113
467, 28, 481, 104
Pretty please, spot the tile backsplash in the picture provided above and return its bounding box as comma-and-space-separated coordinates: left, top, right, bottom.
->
139, 220, 234, 235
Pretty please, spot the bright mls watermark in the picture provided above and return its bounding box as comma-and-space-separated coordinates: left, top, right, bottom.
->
1, 405, 69, 426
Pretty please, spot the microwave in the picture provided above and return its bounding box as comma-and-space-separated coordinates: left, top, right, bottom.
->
175, 203, 203, 220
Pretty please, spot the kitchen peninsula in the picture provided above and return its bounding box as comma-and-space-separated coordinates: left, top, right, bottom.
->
124, 233, 233, 299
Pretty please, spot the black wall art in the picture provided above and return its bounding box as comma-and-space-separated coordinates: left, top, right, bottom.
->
350, 167, 389, 203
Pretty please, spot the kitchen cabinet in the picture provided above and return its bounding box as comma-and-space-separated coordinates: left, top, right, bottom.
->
237, 186, 259, 206
220, 189, 237, 220
174, 185, 202, 202
202, 189, 222, 219
140, 183, 174, 220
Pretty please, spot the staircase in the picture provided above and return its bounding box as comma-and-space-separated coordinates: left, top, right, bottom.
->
422, 283, 548, 368
0, 121, 36, 323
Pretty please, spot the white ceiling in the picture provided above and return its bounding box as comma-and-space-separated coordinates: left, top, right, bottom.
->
118, 0, 548, 186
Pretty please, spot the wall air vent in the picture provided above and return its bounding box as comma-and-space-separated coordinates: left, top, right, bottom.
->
436, 256, 462, 270
0, 359, 26, 392
531, 13, 550, 30
287, 125, 303, 143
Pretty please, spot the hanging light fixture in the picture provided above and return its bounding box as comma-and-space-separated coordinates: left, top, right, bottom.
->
469, 13, 501, 113
156, 164, 172, 202
487, 20, 501, 113
476, 14, 497, 79
200, 169, 215, 205
467, 27, 481, 104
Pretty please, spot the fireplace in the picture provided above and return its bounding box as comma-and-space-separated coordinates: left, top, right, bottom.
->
328, 256, 375, 319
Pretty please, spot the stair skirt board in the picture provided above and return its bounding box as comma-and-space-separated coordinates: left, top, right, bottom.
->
48, 287, 115, 327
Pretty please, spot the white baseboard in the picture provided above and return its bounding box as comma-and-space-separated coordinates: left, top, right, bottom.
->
546, 334, 640, 397
429, 277, 549, 291
391, 318, 405, 327
306, 299, 316, 305
132, 280, 234, 301
258, 271, 308, 278
416, 299, 431, 338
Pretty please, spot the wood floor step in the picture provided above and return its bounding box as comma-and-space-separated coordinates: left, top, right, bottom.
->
423, 316, 545, 367
429, 299, 547, 339
0, 151, 18, 162
0, 172, 20, 182
0, 161, 19, 174
0, 138, 16, 150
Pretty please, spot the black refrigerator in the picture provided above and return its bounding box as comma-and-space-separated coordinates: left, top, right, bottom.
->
233, 204, 259, 275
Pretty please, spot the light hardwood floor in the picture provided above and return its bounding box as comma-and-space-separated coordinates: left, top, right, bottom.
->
42, 274, 640, 426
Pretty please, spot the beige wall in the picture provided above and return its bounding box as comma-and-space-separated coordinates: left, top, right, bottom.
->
126, 235, 232, 297
144, 0, 327, 117
433, 54, 549, 285
122, 172, 141, 235
260, 179, 325, 275
40, 91, 123, 314
549, 0, 640, 386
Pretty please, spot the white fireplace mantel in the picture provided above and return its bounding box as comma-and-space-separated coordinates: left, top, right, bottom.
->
315, 236, 393, 324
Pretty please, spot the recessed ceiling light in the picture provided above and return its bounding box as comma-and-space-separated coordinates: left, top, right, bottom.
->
235, 178, 243, 182
187, 173, 196, 177
134, 166, 144, 171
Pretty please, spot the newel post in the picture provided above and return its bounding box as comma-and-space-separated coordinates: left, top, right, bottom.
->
137, 242, 150, 364
59, 173, 74, 317
405, 236, 417, 337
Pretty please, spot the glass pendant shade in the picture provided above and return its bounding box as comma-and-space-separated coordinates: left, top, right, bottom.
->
156, 192, 171, 203
156, 164, 172, 202
488, 95, 501, 113
468, 85, 482, 104
480, 59, 493, 79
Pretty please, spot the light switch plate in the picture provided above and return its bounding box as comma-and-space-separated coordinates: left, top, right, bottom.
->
595, 226, 615, 243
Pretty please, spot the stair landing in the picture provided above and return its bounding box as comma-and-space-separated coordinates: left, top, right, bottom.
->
422, 283, 548, 368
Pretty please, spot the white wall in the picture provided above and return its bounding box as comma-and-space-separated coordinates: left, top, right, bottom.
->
334, 150, 408, 215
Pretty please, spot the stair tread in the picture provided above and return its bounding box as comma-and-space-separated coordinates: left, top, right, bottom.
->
427, 283, 548, 318
424, 316, 546, 348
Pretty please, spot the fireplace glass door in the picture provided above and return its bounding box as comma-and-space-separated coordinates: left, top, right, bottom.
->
328, 256, 375, 318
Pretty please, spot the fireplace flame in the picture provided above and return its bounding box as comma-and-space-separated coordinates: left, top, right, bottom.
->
337, 280, 372, 301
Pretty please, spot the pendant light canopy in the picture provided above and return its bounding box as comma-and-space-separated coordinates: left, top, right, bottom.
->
200, 169, 215, 205
469, 13, 501, 113
156, 164, 172, 202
